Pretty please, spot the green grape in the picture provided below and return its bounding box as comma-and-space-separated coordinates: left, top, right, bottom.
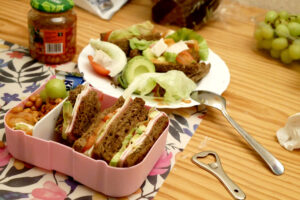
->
270, 49, 281, 58
272, 37, 288, 50
256, 40, 264, 49
279, 11, 289, 20
275, 19, 288, 27
288, 43, 300, 60
297, 15, 300, 23
254, 28, 263, 41
258, 21, 268, 28
288, 22, 300, 37
40, 89, 48, 102
293, 39, 300, 45
261, 25, 274, 39
275, 24, 290, 37
45, 79, 67, 99
289, 16, 297, 22
280, 49, 293, 64
261, 39, 273, 49
265, 11, 278, 23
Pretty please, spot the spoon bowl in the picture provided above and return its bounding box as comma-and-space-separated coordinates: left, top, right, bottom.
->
191, 90, 284, 176
191, 90, 226, 111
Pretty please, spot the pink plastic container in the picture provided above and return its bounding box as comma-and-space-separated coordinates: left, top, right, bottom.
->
4, 82, 169, 197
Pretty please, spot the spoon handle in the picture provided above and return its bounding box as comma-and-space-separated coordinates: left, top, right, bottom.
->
221, 109, 284, 175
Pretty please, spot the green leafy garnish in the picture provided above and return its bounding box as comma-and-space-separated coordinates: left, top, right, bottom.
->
129, 37, 154, 50
166, 28, 209, 60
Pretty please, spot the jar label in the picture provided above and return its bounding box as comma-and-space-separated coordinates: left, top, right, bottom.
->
41, 29, 66, 55
28, 24, 76, 64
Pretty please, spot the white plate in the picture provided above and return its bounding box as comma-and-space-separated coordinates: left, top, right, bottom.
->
78, 44, 230, 109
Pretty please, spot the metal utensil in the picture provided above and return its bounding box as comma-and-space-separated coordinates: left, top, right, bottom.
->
192, 151, 246, 200
191, 90, 284, 175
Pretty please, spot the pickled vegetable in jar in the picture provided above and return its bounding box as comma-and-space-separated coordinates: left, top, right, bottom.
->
28, 0, 77, 64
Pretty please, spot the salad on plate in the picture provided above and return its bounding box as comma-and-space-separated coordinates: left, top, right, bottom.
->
78, 21, 229, 108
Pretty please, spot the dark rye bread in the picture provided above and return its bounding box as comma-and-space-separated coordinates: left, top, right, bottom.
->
54, 85, 85, 130
72, 97, 125, 153
67, 85, 85, 106
153, 61, 211, 82
100, 32, 162, 56
92, 98, 148, 163
123, 114, 169, 167
67, 90, 101, 143
152, 0, 221, 30
54, 85, 87, 145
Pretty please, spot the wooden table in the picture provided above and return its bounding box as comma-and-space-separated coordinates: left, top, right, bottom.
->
1, 0, 300, 199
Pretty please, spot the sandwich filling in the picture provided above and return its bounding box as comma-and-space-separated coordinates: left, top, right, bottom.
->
109, 108, 162, 167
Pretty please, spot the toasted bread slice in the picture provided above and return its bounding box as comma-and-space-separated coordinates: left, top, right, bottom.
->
100, 32, 161, 55
153, 61, 211, 82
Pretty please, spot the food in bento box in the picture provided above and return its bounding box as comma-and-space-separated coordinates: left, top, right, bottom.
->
4, 86, 169, 196
54, 84, 101, 145
72, 96, 168, 167
5, 78, 67, 135
53, 83, 168, 167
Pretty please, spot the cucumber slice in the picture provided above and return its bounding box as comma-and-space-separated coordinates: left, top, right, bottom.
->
122, 56, 155, 85
90, 39, 127, 77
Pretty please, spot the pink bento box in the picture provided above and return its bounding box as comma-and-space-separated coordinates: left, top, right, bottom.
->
4, 81, 169, 197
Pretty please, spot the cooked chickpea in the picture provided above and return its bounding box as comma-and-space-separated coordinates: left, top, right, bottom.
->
25, 101, 33, 108
55, 98, 62, 104
32, 111, 39, 116
24, 108, 31, 113
31, 106, 37, 111
29, 95, 37, 102
35, 97, 43, 108
41, 105, 46, 113
11, 106, 24, 113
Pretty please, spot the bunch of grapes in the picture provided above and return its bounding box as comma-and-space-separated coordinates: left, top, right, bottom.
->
254, 10, 300, 64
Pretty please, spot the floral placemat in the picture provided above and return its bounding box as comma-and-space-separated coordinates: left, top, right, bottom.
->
0, 39, 204, 200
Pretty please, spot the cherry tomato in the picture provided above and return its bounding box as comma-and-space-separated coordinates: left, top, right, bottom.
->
164, 38, 175, 46
102, 31, 112, 41
176, 50, 196, 65
88, 55, 110, 76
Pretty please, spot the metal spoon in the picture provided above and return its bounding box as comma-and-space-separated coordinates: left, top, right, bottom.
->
191, 90, 284, 175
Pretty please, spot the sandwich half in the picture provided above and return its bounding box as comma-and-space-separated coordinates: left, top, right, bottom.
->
109, 108, 168, 167
55, 84, 101, 145
72, 96, 169, 167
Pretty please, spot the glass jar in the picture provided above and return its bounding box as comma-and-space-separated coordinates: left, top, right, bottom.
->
28, 0, 77, 64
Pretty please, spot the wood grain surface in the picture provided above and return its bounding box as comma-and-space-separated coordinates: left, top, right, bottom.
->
0, 0, 300, 199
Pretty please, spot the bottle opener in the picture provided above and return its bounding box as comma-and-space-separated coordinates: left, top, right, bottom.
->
192, 151, 246, 200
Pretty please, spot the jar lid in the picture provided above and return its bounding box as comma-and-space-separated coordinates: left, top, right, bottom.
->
30, 0, 74, 13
